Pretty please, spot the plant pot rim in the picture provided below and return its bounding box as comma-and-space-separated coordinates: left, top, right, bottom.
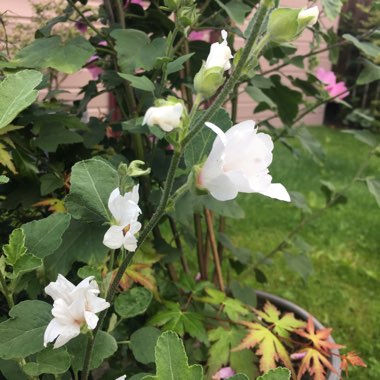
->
256, 290, 341, 380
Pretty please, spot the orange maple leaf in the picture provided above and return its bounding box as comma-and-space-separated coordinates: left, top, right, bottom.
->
295, 316, 345, 354
340, 351, 366, 377
297, 348, 338, 380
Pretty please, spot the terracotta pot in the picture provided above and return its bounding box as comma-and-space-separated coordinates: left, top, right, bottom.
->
256, 290, 341, 380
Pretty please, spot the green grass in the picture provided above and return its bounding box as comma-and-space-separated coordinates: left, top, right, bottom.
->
228, 127, 380, 379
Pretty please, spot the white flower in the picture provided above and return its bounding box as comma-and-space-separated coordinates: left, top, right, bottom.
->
205, 30, 233, 71
198, 120, 290, 202
115, 376, 127, 380
298, 6, 319, 26
143, 103, 183, 132
44, 275, 110, 348
103, 185, 142, 251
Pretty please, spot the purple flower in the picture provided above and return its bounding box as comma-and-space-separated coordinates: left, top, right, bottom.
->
212, 367, 236, 380
75, 20, 88, 34
86, 55, 103, 80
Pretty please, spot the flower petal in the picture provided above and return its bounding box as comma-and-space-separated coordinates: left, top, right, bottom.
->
103, 225, 124, 249
84, 311, 99, 330
260, 183, 291, 202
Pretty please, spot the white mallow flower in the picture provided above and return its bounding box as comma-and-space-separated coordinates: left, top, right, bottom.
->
298, 6, 319, 26
143, 103, 183, 132
197, 120, 291, 202
205, 30, 233, 71
44, 275, 110, 348
103, 185, 142, 251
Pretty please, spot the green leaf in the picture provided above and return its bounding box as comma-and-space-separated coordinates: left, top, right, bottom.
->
23, 347, 71, 376
257, 367, 291, 380
167, 53, 194, 74
0, 70, 42, 130
34, 123, 82, 152
284, 252, 313, 281
67, 331, 117, 371
0, 175, 9, 184
115, 287, 153, 319
14, 36, 96, 74
22, 213, 71, 258
246, 86, 275, 108
118, 73, 155, 92
343, 34, 380, 59
184, 108, 232, 168
40, 173, 64, 195
295, 128, 324, 164
229, 375, 249, 380
366, 178, 380, 207
357, 60, 380, 85
230, 281, 257, 307
322, 0, 343, 20
65, 158, 118, 222
0, 300, 52, 360
12, 253, 42, 277
44, 219, 108, 277
262, 76, 302, 125
214, 0, 251, 24
0, 358, 28, 380
142, 331, 203, 380
342, 129, 378, 147
3, 229, 27, 266
130, 327, 161, 364
149, 303, 208, 343
111, 29, 166, 73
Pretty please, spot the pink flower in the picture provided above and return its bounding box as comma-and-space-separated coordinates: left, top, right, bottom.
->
86, 55, 103, 80
212, 367, 236, 380
106, 127, 122, 139
189, 31, 205, 41
291, 352, 307, 360
315, 67, 349, 100
75, 20, 87, 34
98, 41, 108, 47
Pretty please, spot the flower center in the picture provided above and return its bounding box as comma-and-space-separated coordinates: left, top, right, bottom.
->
123, 225, 131, 235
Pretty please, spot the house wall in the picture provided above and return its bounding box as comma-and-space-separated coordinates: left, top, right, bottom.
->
1, 0, 339, 125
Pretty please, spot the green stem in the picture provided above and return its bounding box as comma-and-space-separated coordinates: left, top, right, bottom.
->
182, 0, 271, 149
81, 331, 94, 380
81, 1, 272, 376
0, 270, 13, 309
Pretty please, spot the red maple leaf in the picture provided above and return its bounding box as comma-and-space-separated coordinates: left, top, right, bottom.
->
295, 316, 345, 354
340, 351, 366, 377
297, 348, 338, 380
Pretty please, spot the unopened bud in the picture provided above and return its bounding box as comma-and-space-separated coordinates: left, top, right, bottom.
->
126, 160, 151, 177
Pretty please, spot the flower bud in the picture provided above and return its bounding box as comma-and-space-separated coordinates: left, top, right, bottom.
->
164, 0, 181, 11
143, 98, 184, 132
267, 7, 319, 44
298, 6, 319, 27
194, 30, 233, 98
126, 160, 151, 177
177, 5, 199, 29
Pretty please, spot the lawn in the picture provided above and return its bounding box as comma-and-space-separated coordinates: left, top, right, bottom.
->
228, 126, 380, 379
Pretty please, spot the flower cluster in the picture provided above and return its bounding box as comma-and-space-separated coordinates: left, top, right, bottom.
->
103, 185, 142, 251
44, 275, 110, 348
316, 67, 349, 100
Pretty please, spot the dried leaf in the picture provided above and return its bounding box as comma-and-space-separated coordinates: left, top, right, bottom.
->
33, 198, 66, 213
340, 351, 366, 377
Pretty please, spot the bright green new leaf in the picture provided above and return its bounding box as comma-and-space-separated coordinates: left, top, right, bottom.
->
343, 34, 380, 60
14, 36, 95, 74
142, 331, 203, 380
233, 322, 293, 375
254, 302, 305, 338
67, 331, 117, 371
0, 301, 52, 360
0, 70, 42, 130
3, 228, 27, 266
22, 213, 71, 258
118, 73, 155, 92
0, 175, 9, 184
130, 327, 161, 364
322, 0, 343, 20
357, 60, 380, 85
65, 158, 118, 222
12, 253, 42, 277
366, 178, 380, 207
23, 347, 71, 376
214, 0, 251, 24
257, 367, 291, 380
115, 287, 153, 319
149, 302, 208, 343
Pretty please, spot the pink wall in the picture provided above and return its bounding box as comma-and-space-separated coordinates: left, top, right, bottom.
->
1, 0, 338, 125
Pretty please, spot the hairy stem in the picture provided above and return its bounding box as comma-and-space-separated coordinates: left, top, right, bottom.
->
0, 270, 13, 309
